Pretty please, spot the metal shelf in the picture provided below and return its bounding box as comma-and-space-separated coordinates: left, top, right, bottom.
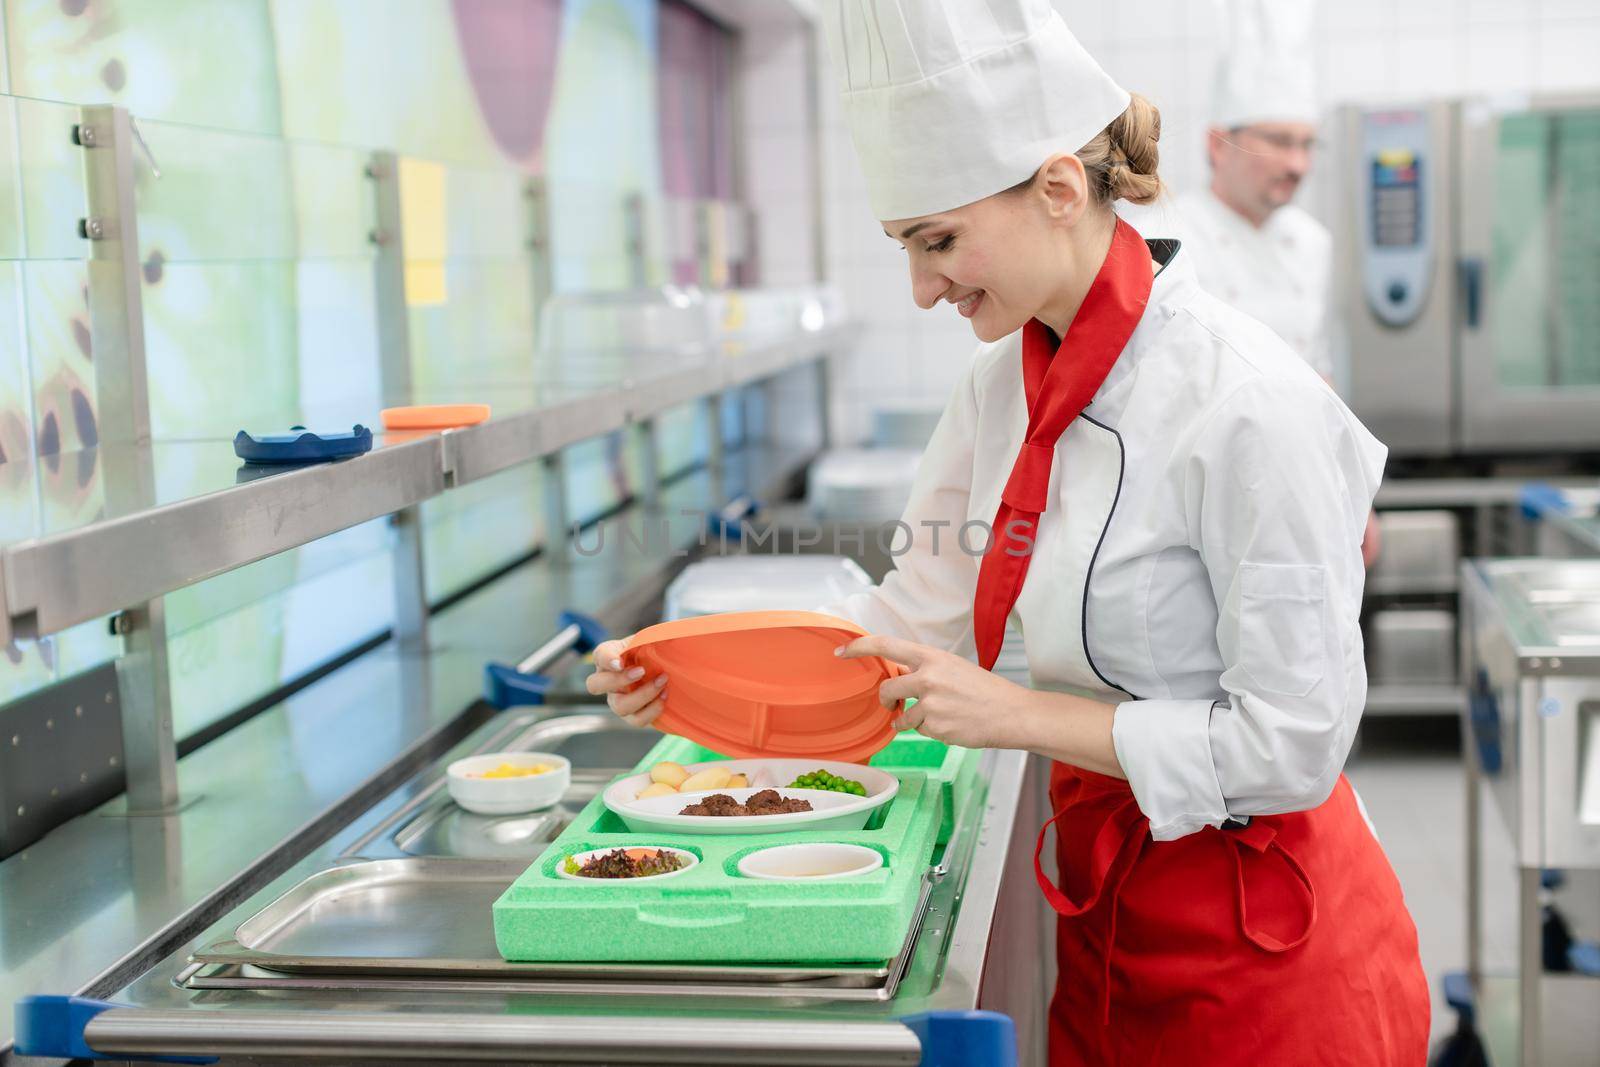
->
1365, 575, 1460, 597
444, 326, 851, 488
1374, 477, 1597, 510
1363, 683, 1465, 716
1, 326, 852, 643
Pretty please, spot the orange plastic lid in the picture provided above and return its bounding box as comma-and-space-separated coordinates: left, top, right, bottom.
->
622, 610, 903, 763
380, 404, 491, 430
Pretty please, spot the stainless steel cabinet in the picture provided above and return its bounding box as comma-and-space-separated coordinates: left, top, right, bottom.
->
1460, 559, 1600, 1065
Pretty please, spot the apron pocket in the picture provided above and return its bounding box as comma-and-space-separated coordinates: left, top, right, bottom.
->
1237, 563, 1327, 698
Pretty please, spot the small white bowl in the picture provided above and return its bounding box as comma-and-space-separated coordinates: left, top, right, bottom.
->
447, 752, 570, 815
557, 845, 698, 881
737, 842, 884, 882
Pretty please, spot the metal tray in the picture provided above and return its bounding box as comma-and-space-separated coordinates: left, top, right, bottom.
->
190, 857, 929, 991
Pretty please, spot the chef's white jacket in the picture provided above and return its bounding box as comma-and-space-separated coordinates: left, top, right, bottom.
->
1127, 190, 1333, 380
827, 243, 1385, 841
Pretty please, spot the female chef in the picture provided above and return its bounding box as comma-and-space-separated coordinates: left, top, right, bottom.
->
589, 2, 1429, 1063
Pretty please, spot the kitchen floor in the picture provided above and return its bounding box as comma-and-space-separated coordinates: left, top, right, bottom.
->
1345, 717, 1600, 1065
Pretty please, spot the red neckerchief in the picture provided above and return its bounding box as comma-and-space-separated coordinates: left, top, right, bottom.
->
972, 218, 1153, 669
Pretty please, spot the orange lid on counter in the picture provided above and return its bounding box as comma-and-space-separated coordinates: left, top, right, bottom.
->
622, 610, 902, 764
380, 404, 491, 431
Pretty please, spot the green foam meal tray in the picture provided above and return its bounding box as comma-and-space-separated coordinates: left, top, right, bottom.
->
868, 732, 980, 845
492, 736, 944, 964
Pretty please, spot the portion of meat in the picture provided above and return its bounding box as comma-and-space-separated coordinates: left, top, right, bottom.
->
678, 791, 814, 817
679, 792, 744, 816
745, 789, 813, 815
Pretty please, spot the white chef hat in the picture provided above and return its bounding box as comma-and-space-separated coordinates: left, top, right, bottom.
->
1209, 0, 1319, 128
820, 0, 1129, 222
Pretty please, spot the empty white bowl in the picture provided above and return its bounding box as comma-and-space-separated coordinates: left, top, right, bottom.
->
557, 845, 698, 881
737, 842, 884, 882
447, 752, 570, 815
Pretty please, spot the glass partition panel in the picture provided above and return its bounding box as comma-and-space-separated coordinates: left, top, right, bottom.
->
12, 93, 94, 261
168, 529, 397, 739
657, 398, 709, 480
134, 120, 379, 438
5, 0, 284, 136
399, 157, 538, 396
421, 464, 545, 603
0, 99, 21, 260
564, 431, 640, 529
1, 92, 120, 710
548, 179, 638, 293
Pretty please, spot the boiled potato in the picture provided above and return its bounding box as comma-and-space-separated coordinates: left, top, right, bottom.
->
636, 781, 678, 800
650, 761, 689, 788
679, 766, 732, 793
727, 773, 749, 789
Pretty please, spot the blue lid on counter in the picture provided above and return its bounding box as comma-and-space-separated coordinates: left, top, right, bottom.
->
233, 425, 373, 465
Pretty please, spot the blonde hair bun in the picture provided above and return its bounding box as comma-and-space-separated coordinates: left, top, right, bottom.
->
1080, 92, 1162, 205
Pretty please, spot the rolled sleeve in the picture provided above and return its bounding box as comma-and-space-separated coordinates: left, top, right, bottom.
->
1113, 698, 1230, 840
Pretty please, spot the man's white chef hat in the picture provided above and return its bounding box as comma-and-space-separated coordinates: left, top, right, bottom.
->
1209, 0, 1319, 128
820, 0, 1129, 222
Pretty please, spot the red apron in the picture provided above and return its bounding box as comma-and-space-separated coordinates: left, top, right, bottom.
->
1036, 763, 1430, 1066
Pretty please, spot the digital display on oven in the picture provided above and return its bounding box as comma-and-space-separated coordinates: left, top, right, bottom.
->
1371, 148, 1422, 248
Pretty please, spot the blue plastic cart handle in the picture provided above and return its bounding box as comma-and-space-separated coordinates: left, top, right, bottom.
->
1519, 481, 1571, 520
901, 1010, 1017, 1066
483, 610, 606, 709
1441, 971, 1475, 1027
706, 495, 762, 539
483, 663, 551, 709
557, 609, 607, 654
14, 996, 216, 1063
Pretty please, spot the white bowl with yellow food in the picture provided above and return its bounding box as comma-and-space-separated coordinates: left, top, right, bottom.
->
447, 752, 571, 815
602, 758, 898, 836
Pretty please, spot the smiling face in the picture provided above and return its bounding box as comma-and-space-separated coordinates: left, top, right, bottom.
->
883, 154, 1104, 343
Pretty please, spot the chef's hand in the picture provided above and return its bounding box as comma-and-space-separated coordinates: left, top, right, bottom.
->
585, 637, 669, 728
837, 634, 1026, 750
1361, 508, 1381, 570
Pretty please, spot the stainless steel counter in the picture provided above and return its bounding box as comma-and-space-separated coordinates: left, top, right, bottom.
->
9, 694, 1024, 1062
0, 441, 818, 1060
48, 704, 1030, 1063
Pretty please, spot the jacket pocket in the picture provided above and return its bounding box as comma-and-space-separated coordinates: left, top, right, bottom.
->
1237, 563, 1328, 698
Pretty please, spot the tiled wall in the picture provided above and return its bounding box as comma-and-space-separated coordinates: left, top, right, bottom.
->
814, 0, 1600, 444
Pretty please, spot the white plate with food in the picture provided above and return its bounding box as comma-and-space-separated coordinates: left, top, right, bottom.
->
603, 758, 898, 836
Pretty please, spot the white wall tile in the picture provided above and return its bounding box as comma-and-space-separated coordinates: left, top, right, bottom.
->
1109, 0, 1198, 44
1389, 31, 1463, 98
744, 129, 812, 198
1464, 0, 1527, 24
1463, 20, 1536, 95
1319, 0, 1397, 35
1533, 17, 1600, 92
1537, 0, 1600, 21
1324, 35, 1398, 103
1394, 0, 1465, 32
